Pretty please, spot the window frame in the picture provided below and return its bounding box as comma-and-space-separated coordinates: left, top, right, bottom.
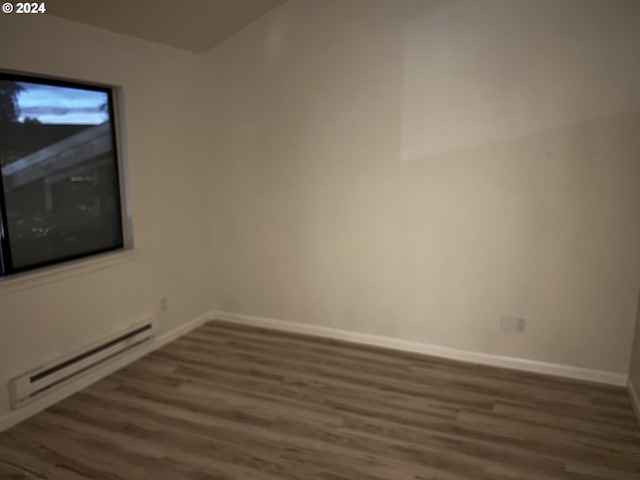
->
0, 70, 134, 281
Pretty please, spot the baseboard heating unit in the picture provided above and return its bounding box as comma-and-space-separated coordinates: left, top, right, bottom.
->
8, 320, 155, 409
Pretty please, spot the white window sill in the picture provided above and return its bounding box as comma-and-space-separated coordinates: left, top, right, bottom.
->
0, 249, 139, 297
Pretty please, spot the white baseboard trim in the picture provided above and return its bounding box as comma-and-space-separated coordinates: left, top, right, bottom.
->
214, 311, 627, 387
627, 378, 640, 429
0, 311, 213, 433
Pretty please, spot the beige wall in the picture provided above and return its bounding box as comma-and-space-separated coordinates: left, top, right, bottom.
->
0, 15, 213, 418
205, 0, 640, 374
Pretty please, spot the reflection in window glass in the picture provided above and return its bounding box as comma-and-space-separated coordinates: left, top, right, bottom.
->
0, 74, 123, 275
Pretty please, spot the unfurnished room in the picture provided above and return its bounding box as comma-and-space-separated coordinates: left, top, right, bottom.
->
0, 0, 640, 478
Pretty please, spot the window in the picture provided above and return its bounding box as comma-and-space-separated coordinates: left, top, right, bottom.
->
0, 72, 126, 277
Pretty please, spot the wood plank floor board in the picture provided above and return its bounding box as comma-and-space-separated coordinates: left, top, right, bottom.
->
178, 326, 629, 410
0, 320, 639, 479
166, 342, 633, 431
54, 388, 462, 480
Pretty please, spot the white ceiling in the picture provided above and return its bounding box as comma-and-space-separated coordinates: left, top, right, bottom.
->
48, 0, 287, 53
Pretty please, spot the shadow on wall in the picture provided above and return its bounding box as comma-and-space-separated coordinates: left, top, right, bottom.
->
400, 0, 640, 162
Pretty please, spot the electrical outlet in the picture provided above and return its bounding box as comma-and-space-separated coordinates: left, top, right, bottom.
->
160, 297, 168, 312
500, 315, 526, 333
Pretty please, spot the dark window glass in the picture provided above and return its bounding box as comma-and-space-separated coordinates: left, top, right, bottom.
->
0, 74, 123, 276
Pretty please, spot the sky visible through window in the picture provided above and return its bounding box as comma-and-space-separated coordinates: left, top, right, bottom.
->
17, 81, 108, 125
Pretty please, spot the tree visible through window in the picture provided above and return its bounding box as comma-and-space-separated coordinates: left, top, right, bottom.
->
0, 73, 124, 276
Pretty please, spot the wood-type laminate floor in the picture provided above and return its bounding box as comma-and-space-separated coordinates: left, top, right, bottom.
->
1, 321, 639, 479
